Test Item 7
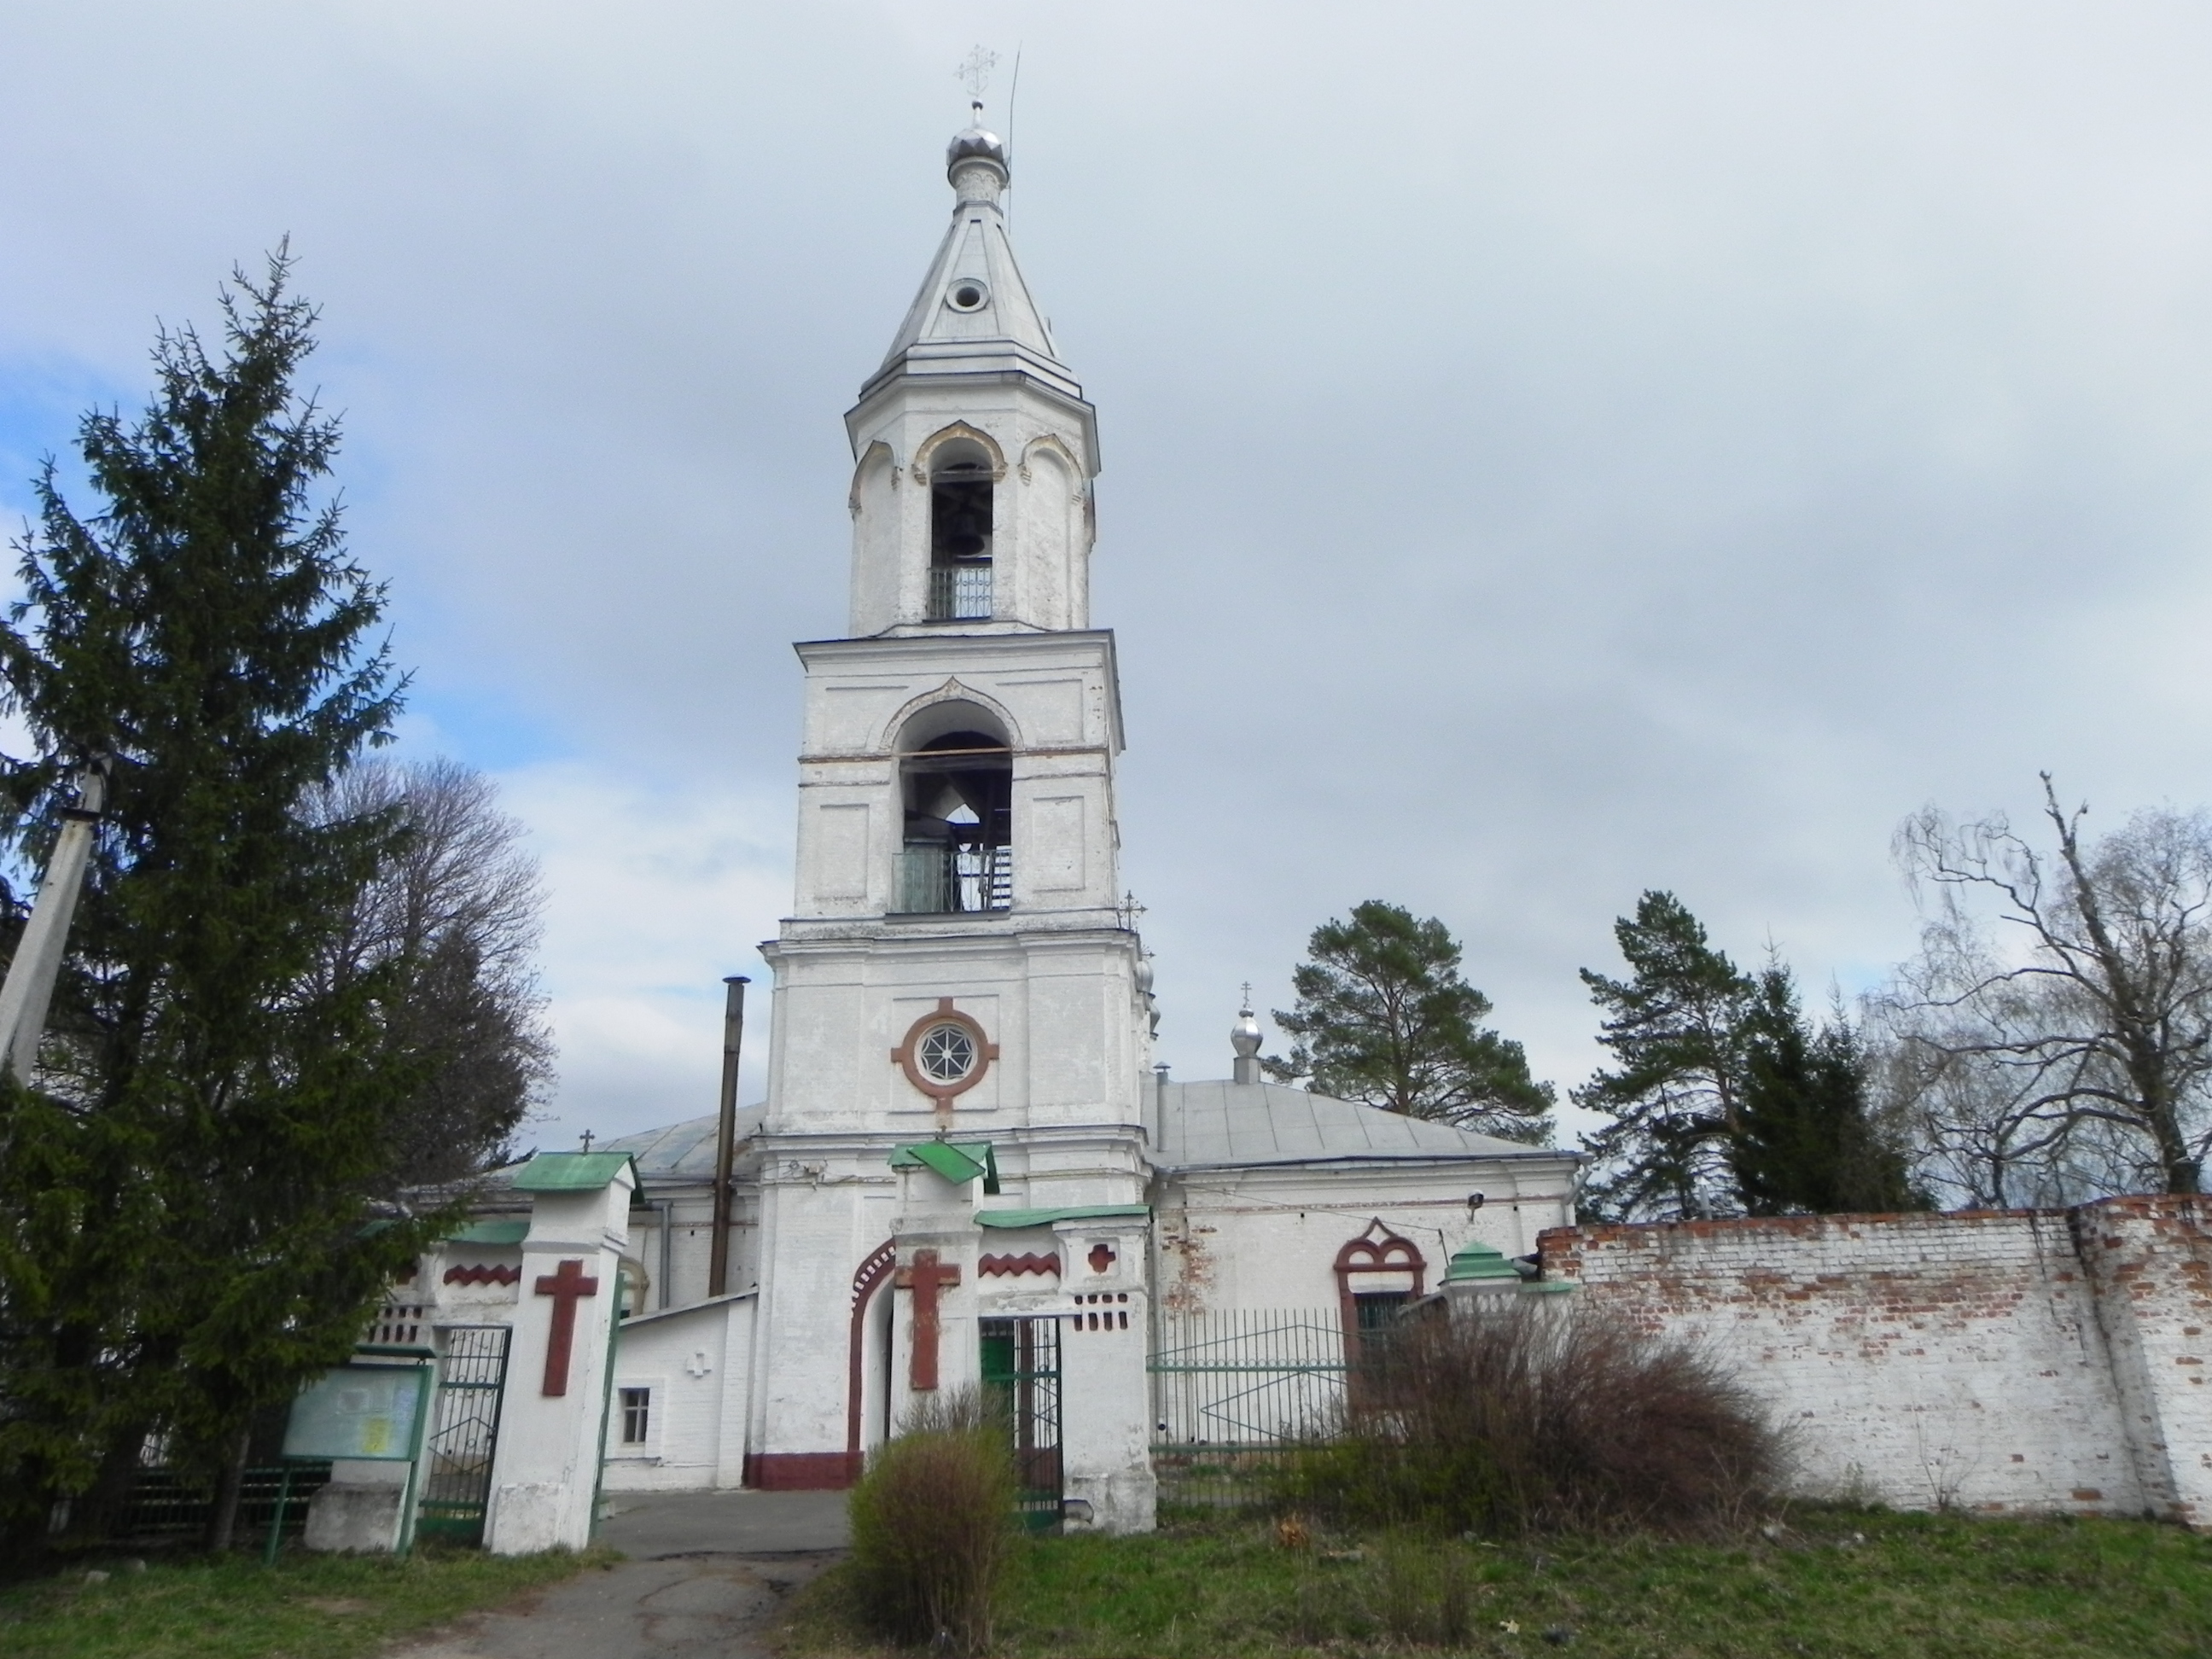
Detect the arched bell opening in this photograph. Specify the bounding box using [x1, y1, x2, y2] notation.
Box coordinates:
[927, 437, 995, 621]
[897, 709, 1012, 913]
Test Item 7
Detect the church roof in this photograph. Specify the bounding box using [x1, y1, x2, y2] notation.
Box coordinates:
[597, 1107, 765, 1180]
[501, 1086, 1555, 1191]
[859, 128, 1085, 409]
[1155, 1080, 1565, 1170]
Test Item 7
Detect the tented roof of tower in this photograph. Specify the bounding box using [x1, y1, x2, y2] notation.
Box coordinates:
[859, 166, 1085, 408]
[1155, 1080, 1571, 1170]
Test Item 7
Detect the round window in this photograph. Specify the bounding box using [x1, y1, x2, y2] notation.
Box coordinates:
[916, 1022, 978, 1085]
[947, 281, 988, 311]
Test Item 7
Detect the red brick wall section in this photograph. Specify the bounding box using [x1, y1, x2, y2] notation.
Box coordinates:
[1534, 1202, 2212, 1522]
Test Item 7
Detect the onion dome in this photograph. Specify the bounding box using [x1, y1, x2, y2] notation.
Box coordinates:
[946, 122, 1008, 176]
[1231, 1004, 1262, 1062]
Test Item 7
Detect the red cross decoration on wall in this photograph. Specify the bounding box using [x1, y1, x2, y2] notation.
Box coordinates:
[534, 1257, 601, 1396]
[892, 1248, 962, 1392]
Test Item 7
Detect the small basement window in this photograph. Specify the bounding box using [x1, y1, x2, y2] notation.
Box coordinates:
[620, 1387, 651, 1446]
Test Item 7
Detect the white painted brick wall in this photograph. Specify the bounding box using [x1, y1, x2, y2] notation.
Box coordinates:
[1536, 1202, 2212, 1521]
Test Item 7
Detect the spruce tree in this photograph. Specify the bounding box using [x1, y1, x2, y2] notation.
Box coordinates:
[0, 252, 451, 1551]
[1732, 969, 1918, 1215]
[1266, 899, 1556, 1141]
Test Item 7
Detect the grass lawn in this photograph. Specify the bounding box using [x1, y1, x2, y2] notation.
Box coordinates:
[783, 1506, 2212, 1657]
[0, 1544, 602, 1659]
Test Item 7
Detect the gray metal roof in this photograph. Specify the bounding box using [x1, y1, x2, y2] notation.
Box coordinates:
[1157, 1080, 1558, 1169]
[497, 1086, 1553, 1189]
[597, 1107, 765, 1180]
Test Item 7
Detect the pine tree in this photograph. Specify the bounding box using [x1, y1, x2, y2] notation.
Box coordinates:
[1577, 893, 1924, 1221]
[1265, 899, 1555, 1141]
[0, 252, 454, 1551]
[1574, 892, 1755, 1220]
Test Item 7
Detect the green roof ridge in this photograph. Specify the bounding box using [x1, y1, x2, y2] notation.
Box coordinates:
[511, 1150, 644, 1195]
[975, 1203, 1150, 1230]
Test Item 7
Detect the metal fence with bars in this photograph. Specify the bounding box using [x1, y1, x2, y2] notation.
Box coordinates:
[981, 1315, 1062, 1530]
[1149, 1308, 1348, 1508]
[900, 842, 1013, 913]
[118, 1463, 333, 1543]
[928, 564, 993, 620]
[416, 1324, 510, 1544]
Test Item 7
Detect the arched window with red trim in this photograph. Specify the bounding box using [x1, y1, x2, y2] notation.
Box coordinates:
[1333, 1219, 1428, 1368]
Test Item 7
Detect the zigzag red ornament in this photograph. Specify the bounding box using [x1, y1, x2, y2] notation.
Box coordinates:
[979, 1252, 1061, 1278]
[443, 1262, 522, 1287]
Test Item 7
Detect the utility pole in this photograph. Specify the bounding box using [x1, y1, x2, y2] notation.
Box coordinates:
[707, 975, 750, 1297]
[0, 755, 109, 1080]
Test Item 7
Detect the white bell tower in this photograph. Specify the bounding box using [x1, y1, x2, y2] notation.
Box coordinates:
[744, 108, 1157, 1526]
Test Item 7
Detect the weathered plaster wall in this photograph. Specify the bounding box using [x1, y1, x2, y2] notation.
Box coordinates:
[602, 1295, 756, 1493]
[1155, 1165, 1575, 1318]
[1538, 1198, 2212, 1522]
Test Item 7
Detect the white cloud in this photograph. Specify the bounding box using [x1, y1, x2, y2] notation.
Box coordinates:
[494, 761, 789, 1149]
[3, 3, 2212, 1144]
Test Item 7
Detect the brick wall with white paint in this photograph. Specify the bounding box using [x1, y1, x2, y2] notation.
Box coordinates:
[2072, 1196, 2212, 1524]
[1538, 1197, 2212, 1522]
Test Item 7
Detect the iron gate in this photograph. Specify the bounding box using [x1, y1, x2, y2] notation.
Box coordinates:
[980, 1316, 1061, 1530]
[416, 1324, 509, 1544]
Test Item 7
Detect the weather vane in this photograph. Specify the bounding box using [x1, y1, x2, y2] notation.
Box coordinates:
[956, 44, 998, 117]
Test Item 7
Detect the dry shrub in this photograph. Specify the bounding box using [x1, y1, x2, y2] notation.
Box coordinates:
[1274, 1297, 1781, 1536]
[847, 1388, 1017, 1653]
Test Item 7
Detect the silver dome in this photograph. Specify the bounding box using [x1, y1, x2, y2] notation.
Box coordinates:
[946, 125, 1008, 176]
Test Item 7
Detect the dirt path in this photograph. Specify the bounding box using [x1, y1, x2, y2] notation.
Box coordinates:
[386, 1491, 848, 1659]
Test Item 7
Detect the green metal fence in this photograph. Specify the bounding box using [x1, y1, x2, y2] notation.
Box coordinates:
[118, 1462, 333, 1542]
[1149, 1308, 1347, 1508]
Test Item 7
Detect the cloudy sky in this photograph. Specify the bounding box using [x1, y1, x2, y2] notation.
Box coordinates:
[3, 3, 2210, 1151]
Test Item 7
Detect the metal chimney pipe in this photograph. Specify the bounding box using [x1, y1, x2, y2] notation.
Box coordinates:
[707, 975, 749, 1298]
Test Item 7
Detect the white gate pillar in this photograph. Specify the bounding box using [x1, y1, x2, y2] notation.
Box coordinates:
[1053, 1214, 1155, 1534]
[484, 1152, 638, 1555]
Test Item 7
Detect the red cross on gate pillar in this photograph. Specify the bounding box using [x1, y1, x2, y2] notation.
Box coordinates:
[892, 1248, 962, 1391]
[534, 1257, 601, 1396]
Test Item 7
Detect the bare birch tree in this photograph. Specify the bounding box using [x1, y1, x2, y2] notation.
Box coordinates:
[1883, 775, 2212, 1200]
[312, 756, 554, 1188]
